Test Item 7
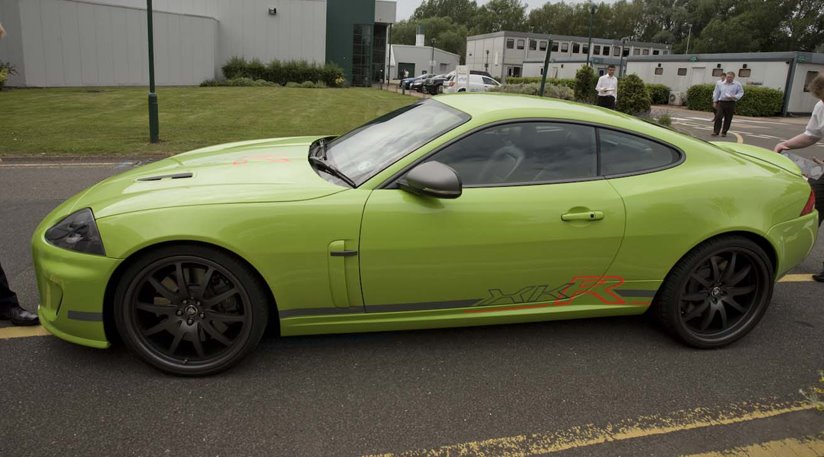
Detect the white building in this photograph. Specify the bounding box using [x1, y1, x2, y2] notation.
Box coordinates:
[0, 0, 396, 87]
[626, 52, 824, 114]
[466, 31, 669, 80]
[390, 44, 459, 79]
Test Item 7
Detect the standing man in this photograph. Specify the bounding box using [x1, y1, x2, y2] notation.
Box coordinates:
[596, 65, 618, 110]
[773, 72, 824, 282]
[712, 71, 744, 137]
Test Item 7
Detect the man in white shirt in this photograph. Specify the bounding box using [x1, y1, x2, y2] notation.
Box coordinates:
[595, 65, 618, 110]
[711, 71, 744, 137]
[774, 72, 824, 282]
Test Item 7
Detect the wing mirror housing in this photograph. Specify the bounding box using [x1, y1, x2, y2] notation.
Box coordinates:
[398, 161, 462, 199]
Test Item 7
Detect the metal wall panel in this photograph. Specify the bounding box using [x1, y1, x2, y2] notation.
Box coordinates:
[14, 0, 216, 86]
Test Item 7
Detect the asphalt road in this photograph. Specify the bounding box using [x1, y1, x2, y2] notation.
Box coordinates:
[1, 124, 823, 456]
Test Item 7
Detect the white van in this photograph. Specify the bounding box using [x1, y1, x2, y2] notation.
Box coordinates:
[443, 74, 500, 93]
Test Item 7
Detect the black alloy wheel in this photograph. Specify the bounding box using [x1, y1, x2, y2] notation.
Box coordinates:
[114, 245, 269, 376]
[655, 236, 773, 348]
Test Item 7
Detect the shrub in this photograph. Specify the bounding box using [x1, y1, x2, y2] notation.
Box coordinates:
[220, 56, 345, 87]
[300, 81, 316, 88]
[200, 77, 278, 87]
[505, 77, 576, 89]
[574, 66, 597, 103]
[490, 83, 574, 100]
[657, 113, 672, 127]
[285, 82, 302, 88]
[686, 84, 783, 116]
[616, 74, 651, 115]
[646, 84, 671, 105]
[0, 60, 17, 89]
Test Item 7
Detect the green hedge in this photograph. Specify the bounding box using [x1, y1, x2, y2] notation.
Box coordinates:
[616, 74, 651, 115]
[221, 57, 345, 87]
[490, 83, 574, 100]
[646, 84, 670, 105]
[687, 84, 784, 116]
[505, 77, 576, 89]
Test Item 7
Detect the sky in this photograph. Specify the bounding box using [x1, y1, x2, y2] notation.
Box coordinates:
[394, 0, 597, 21]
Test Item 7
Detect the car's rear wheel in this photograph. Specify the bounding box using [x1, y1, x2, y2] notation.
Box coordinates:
[654, 236, 773, 348]
[114, 245, 269, 376]
[437, 84, 443, 94]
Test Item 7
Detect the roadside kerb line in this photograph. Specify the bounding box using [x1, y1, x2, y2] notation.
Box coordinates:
[0, 325, 51, 340]
[365, 401, 816, 457]
[779, 274, 816, 282]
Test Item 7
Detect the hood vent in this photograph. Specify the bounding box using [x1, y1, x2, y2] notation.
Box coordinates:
[137, 172, 194, 182]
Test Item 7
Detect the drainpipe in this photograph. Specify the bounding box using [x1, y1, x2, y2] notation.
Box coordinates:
[781, 54, 797, 117]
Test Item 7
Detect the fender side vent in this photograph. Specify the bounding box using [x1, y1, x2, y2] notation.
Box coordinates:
[137, 172, 193, 182]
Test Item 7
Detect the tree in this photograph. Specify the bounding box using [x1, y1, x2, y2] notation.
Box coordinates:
[390, 17, 470, 63]
[616, 74, 651, 114]
[574, 65, 598, 103]
[474, 0, 528, 34]
[413, 0, 479, 28]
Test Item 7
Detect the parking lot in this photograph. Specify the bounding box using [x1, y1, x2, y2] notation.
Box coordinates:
[1, 107, 822, 456]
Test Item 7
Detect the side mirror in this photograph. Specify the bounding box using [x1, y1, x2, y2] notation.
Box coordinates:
[398, 161, 462, 199]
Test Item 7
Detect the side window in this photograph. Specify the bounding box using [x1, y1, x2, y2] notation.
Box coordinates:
[506, 39, 515, 49]
[427, 123, 597, 186]
[599, 129, 681, 176]
[482, 76, 498, 85]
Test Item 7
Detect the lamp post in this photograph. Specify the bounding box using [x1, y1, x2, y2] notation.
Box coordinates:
[430, 38, 436, 75]
[586, 2, 596, 67]
[685, 24, 692, 54]
[619, 38, 628, 77]
[485, 49, 490, 72]
[146, 0, 159, 143]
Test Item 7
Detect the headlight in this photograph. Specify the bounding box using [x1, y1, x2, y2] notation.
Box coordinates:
[45, 208, 106, 256]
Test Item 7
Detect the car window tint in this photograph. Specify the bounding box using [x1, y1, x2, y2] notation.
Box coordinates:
[426, 122, 597, 186]
[599, 129, 680, 175]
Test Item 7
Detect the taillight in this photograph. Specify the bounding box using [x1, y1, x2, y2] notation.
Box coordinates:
[801, 188, 816, 216]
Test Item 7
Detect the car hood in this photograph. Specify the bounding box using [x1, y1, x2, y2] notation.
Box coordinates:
[711, 141, 803, 176]
[71, 136, 346, 219]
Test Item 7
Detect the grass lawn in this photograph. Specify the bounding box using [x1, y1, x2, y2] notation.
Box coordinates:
[0, 87, 415, 157]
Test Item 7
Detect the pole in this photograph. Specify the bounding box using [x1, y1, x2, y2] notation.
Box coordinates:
[146, 0, 159, 143]
[685, 24, 692, 55]
[539, 40, 553, 97]
[586, 4, 595, 67]
[430, 39, 436, 75]
[619, 39, 626, 77]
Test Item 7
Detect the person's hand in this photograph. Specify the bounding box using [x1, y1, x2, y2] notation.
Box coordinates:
[773, 142, 790, 153]
[713, 102, 719, 109]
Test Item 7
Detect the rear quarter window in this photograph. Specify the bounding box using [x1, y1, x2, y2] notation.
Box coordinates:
[599, 129, 681, 176]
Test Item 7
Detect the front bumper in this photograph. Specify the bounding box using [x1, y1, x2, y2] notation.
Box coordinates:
[33, 234, 120, 349]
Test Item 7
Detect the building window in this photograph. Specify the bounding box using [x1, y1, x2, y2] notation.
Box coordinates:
[561, 42, 569, 52]
[633, 48, 640, 55]
[663, 50, 669, 55]
[652, 50, 659, 55]
[613, 46, 621, 56]
[572, 43, 580, 53]
[712, 68, 725, 77]
[582, 44, 589, 54]
[602, 46, 610, 55]
[517, 39, 525, 50]
[805, 71, 819, 92]
[623, 48, 630, 57]
[642, 49, 650, 55]
[506, 39, 514, 49]
[677, 67, 687, 76]
[738, 68, 751, 77]
[552, 42, 559, 52]
[654, 67, 664, 75]
[539, 40, 547, 51]
[593, 45, 601, 55]
[529, 39, 537, 50]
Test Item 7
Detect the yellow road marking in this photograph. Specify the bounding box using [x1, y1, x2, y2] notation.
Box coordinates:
[731, 131, 744, 143]
[779, 274, 816, 283]
[683, 432, 824, 457]
[0, 325, 51, 340]
[365, 401, 816, 457]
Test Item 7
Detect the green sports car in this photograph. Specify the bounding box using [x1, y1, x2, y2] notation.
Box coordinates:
[33, 94, 818, 375]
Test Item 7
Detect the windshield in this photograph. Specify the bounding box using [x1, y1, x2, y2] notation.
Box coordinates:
[325, 100, 470, 186]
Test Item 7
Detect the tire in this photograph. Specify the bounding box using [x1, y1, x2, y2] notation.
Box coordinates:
[653, 236, 774, 348]
[114, 245, 270, 376]
[436, 84, 443, 94]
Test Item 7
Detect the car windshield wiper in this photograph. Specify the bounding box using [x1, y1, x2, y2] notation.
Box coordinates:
[309, 156, 356, 188]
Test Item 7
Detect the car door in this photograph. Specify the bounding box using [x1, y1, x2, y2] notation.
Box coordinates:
[358, 121, 627, 313]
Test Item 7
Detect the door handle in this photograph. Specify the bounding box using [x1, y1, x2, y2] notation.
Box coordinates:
[561, 211, 604, 222]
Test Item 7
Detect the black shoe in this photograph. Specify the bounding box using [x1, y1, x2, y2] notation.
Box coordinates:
[721, 132, 727, 137]
[10, 305, 39, 326]
[813, 269, 824, 283]
[711, 133, 719, 137]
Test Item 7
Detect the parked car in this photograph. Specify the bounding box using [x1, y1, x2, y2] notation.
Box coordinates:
[400, 74, 427, 90]
[33, 94, 818, 375]
[444, 73, 501, 93]
[409, 75, 428, 92]
[423, 74, 450, 95]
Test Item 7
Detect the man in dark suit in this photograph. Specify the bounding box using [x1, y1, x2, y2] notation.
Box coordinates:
[0, 262, 39, 326]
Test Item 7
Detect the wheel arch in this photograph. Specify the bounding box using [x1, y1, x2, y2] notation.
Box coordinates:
[102, 240, 279, 344]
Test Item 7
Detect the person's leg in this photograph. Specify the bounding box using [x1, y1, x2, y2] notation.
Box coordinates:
[0, 261, 38, 325]
[712, 106, 723, 135]
[722, 102, 735, 134]
[812, 176, 824, 282]
[597, 96, 609, 108]
[608, 96, 616, 110]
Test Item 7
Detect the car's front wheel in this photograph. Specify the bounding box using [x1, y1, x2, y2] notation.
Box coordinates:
[114, 245, 269, 376]
[654, 236, 774, 348]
